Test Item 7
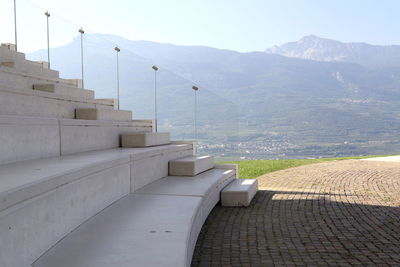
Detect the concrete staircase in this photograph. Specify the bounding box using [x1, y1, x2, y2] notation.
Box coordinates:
[0, 43, 256, 267]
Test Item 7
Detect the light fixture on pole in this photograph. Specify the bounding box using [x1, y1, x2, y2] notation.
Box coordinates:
[114, 46, 121, 110]
[14, 0, 17, 51]
[152, 65, 159, 132]
[44, 11, 50, 68]
[192, 85, 199, 143]
[79, 28, 85, 88]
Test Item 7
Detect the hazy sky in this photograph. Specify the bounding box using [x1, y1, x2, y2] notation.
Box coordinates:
[1, 0, 399, 52]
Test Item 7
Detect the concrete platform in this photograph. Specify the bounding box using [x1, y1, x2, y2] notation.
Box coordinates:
[169, 155, 214, 176]
[221, 179, 258, 207]
[121, 132, 171, 147]
[75, 108, 132, 121]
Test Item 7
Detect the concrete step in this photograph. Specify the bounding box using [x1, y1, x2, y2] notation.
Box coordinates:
[0, 115, 153, 165]
[33, 83, 95, 99]
[0, 43, 25, 61]
[169, 155, 214, 176]
[0, 86, 113, 119]
[32, 168, 235, 267]
[75, 108, 132, 121]
[121, 132, 170, 148]
[0, 58, 60, 80]
[221, 179, 259, 207]
[0, 66, 81, 90]
[0, 143, 193, 267]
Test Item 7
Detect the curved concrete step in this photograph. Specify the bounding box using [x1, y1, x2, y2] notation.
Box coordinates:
[0, 143, 193, 267]
[121, 132, 171, 148]
[33, 168, 235, 267]
[169, 155, 214, 176]
[75, 108, 132, 121]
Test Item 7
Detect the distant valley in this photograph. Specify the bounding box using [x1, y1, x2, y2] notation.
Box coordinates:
[29, 34, 400, 159]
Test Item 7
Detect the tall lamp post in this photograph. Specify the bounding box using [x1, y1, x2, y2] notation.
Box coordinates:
[192, 86, 199, 145]
[79, 28, 85, 88]
[14, 0, 17, 51]
[114, 46, 121, 110]
[152, 65, 159, 132]
[44, 11, 50, 68]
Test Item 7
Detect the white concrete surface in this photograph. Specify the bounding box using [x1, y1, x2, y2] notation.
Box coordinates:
[0, 162, 131, 267]
[0, 43, 25, 61]
[0, 115, 153, 164]
[361, 155, 400, 162]
[0, 143, 193, 267]
[221, 179, 258, 207]
[33, 194, 202, 267]
[32, 164, 234, 267]
[33, 83, 95, 99]
[0, 58, 60, 80]
[0, 115, 60, 164]
[169, 155, 214, 176]
[75, 108, 132, 121]
[121, 132, 171, 147]
[60, 119, 152, 155]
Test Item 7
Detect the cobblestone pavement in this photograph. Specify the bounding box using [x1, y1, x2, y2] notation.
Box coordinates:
[191, 160, 400, 266]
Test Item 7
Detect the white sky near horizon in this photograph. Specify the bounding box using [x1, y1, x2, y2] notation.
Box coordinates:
[1, 0, 400, 53]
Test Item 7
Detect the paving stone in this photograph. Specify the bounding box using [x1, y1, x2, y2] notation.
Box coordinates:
[191, 160, 400, 266]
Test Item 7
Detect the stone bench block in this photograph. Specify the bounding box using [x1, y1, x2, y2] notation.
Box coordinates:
[75, 108, 132, 121]
[221, 179, 258, 207]
[121, 132, 170, 148]
[169, 155, 214, 176]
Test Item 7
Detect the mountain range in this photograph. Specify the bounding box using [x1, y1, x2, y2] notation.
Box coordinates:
[28, 34, 400, 159]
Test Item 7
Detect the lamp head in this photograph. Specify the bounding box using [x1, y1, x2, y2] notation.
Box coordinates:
[45, 11, 50, 17]
[192, 86, 199, 91]
[152, 65, 159, 71]
[79, 28, 85, 34]
[114, 47, 120, 52]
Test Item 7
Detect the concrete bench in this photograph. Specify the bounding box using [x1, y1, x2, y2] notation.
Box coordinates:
[33, 168, 236, 267]
[169, 155, 214, 176]
[221, 179, 258, 207]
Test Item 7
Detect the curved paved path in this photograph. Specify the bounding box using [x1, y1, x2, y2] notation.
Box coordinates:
[192, 160, 400, 266]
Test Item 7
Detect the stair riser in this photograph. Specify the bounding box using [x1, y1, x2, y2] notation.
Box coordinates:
[0, 69, 77, 89]
[75, 109, 133, 122]
[0, 46, 25, 61]
[0, 116, 153, 165]
[0, 163, 131, 267]
[33, 84, 95, 99]
[0, 90, 98, 118]
[1, 59, 59, 79]
[121, 132, 171, 148]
